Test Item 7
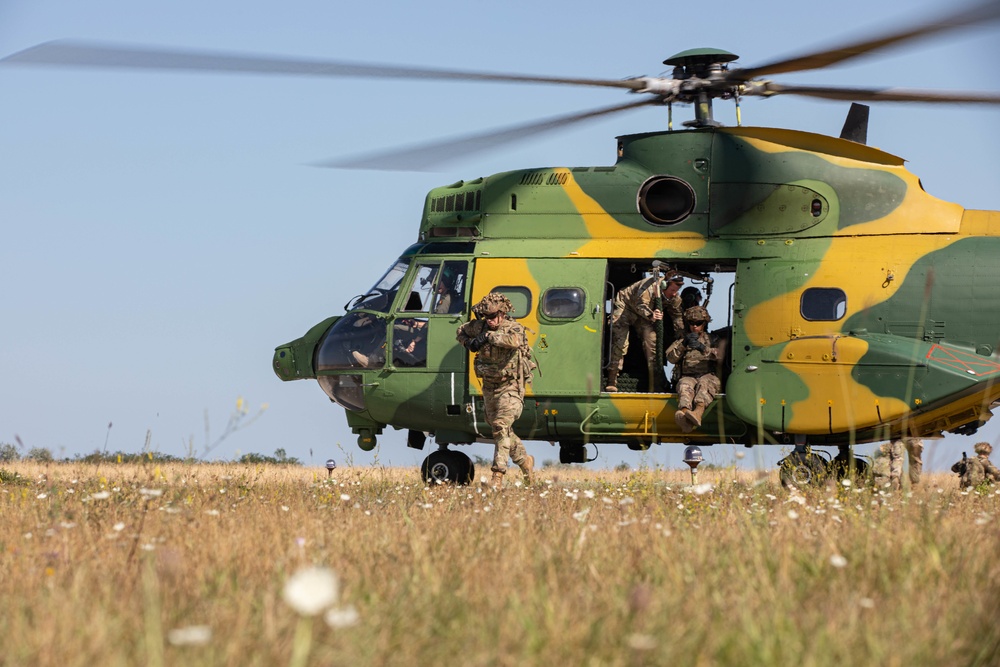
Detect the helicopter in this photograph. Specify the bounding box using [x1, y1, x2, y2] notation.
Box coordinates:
[5, 1, 1000, 485]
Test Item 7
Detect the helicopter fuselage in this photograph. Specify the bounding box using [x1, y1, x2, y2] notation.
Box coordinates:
[274, 125, 1000, 457]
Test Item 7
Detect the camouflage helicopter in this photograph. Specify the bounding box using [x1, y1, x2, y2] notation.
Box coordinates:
[6, 1, 1000, 485]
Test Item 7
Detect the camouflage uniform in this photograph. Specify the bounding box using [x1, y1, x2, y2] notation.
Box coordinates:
[871, 444, 891, 487]
[457, 294, 535, 480]
[902, 437, 924, 485]
[952, 442, 1000, 488]
[666, 306, 720, 432]
[607, 276, 683, 390]
[882, 439, 904, 490]
[667, 331, 721, 408]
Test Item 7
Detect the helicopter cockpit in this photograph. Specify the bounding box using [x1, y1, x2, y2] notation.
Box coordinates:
[315, 251, 469, 376]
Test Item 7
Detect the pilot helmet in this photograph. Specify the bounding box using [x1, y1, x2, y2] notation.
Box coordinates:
[473, 292, 513, 317]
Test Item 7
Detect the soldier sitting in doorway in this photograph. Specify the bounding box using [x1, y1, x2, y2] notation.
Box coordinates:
[667, 305, 722, 433]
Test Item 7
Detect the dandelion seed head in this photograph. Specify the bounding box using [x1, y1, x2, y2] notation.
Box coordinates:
[283, 566, 340, 617]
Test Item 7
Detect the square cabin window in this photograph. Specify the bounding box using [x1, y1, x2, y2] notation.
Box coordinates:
[541, 287, 586, 319]
[490, 286, 532, 319]
[801, 287, 847, 321]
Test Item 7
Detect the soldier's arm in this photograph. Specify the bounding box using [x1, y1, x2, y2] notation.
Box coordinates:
[456, 321, 479, 347]
[984, 459, 1000, 481]
[665, 338, 685, 363]
[485, 321, 526, 349]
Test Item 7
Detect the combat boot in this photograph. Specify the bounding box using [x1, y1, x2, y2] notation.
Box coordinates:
[519, 455, 535, 486]
[490, 471, 504, 491]
[675, 409, 694, 434]
[687, 403, 706, 428]
[605, 369, 618, 393]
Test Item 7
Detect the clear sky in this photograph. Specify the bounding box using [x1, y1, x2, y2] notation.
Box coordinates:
[1, 0, 998, 474]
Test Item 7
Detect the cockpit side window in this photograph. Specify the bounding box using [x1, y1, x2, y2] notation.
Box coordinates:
[400, 263, 441, 313]
[433, 261, 468, 314]
[352, 259, 411, 313]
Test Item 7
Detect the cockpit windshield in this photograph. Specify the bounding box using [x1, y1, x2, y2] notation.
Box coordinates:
[348, 259, 412, 313]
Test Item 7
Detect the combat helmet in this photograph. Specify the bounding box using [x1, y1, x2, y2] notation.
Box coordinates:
[473, 292, 513, 317]
[684, 305, 710, 324]
[974, 441, 993, 456]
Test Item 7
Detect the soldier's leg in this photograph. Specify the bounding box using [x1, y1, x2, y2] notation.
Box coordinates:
[635, 320, 660, 391]
[606, 308, 632, 390]
[489, 386, 525, 475]
[888, 439, 905, 491]
[905, 438, 924, 486]
[676, 377, 696, 410]
[686, 374, 722, 427]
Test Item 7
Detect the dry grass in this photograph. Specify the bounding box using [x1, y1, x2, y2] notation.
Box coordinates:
[2, 460, 999, 667]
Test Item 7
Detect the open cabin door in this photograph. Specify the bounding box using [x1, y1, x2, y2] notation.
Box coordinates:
[469, 258, 606, 397]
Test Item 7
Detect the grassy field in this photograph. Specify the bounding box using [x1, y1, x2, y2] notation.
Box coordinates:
[1, 460, 998, 667]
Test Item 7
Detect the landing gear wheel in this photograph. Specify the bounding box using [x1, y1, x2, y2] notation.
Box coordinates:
[420, 449, 475, 486]
[779, 451, 828, 488]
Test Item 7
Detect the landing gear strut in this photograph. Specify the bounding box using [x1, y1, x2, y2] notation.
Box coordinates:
[420, 446, 475, 486]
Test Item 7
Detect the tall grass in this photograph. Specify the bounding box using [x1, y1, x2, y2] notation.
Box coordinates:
[1, 461, 998, 666]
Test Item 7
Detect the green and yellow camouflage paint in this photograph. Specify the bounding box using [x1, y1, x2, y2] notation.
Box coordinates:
[275, 125, 1000, 458]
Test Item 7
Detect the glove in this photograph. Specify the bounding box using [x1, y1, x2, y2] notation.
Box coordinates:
[684, 333, 706, 353]
[468, 331, 489, 352]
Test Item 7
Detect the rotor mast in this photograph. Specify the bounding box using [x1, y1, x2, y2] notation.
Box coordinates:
[663, 48, 740, 128]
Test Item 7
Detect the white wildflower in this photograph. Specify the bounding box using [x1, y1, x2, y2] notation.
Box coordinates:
[787, 510, 799, 520]
[91, 491, 111, 500]
[139, 488, 163, 498]
[168, 625, 213, 646]
[829, 554, 848, 568]
[113, 522, 126, 532]
[324, 605, 360, 629]
[859, 597, 875, 609]
[283, 566, 340, 617]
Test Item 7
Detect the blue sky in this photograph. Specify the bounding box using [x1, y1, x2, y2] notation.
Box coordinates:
[1, 0, 998, 473]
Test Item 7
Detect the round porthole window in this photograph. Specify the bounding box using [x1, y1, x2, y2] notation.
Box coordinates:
[637, 176, 696, 225]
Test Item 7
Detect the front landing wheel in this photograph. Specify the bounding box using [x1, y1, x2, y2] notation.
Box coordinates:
[421, 449, 475, 486]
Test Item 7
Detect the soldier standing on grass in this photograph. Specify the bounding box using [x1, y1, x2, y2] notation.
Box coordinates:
[457, 292, 535, 490]
[872, 440, 904, 490]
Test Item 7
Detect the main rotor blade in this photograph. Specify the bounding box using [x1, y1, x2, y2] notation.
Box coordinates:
[1, 40, 646, 91]
[762, 83, 1000, 104]
[316, 98, 655, 171]
[729, 0, 1000, 81]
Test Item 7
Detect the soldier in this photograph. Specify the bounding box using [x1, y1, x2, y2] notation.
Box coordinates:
[880, 439, 905, 490]
[680, 286, 703, 311]
[902, 437, 924, 486]
[666, 305, 721, 433]
[606, 274, 684, 392]
[951, 441, 1000, 488]
[457, 292, 535, 490]
[871, 442, 891, 488]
